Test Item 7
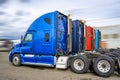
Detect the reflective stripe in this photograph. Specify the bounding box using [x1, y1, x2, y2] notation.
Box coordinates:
[23, 62, 53, 67]
[24, 54, 34, 57]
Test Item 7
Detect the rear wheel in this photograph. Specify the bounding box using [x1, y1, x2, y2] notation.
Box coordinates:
[70, 55, 90, 74]
[93, 56, 115, 77]
[12, 54, 21, 66]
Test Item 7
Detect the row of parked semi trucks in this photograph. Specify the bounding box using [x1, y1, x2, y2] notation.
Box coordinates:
[9, 11, 120, 77]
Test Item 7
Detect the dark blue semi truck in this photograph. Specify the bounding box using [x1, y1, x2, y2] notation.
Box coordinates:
[9, 11, 120, 77]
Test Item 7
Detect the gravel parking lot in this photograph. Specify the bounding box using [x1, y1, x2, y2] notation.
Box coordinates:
[0, 52, 120, 80]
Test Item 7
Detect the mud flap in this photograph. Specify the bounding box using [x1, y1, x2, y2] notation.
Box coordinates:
[117, 58, 120, 74]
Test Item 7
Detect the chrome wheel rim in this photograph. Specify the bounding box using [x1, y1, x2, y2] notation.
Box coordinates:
[97, 60, 111, 73]
[13, 56, 19, 65]
[74, 59, 84, 70]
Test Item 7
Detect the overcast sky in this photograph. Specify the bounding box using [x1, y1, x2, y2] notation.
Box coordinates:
[0, 0, 120, 39]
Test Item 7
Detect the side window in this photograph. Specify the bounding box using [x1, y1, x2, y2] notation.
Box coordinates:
[24, 33, 32, 42]
[44, 18, 51, 24]
[44, 33, 49, 42]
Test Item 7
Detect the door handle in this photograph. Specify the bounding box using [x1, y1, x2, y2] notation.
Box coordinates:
[23, 43, 26, 46]
[30, 48, 32, 52]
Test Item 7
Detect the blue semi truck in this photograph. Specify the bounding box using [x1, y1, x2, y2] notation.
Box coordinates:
[9, 11, 120, 77]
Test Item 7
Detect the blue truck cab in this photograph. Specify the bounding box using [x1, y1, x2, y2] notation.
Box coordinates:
[9, 11, 114, 78]
[9, 11, 68, 67]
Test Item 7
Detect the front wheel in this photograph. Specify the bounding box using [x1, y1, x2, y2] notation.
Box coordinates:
[12, 54, 21, 66]
[93, 56, 115, 77]
[70, 55, 90, 74]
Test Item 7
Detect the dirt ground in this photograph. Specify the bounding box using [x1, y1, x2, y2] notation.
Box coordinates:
[0, 52, 120, 80]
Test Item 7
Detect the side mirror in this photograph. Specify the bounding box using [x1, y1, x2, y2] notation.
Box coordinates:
[21, 35, 23, 43]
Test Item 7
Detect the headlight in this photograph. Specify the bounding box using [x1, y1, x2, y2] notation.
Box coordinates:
[12, 46, 14, 49]
[9, 51, 11, 55]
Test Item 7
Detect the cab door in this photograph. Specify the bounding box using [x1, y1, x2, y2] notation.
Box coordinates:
[21, 32, 35, 63]
[21, 33, 33, 53]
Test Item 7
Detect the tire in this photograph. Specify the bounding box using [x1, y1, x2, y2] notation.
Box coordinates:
[12, 54, 21, 66]
[70, 55, 90, 74]
[89, 58, 97, 73]
[111, 52, 120, 57]
[117, 65, 120, 74]
[105, 53, 115, 57]
[117, 59, 120, 74]
[93, 55, 115, 77]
